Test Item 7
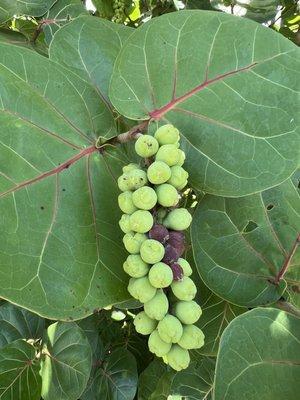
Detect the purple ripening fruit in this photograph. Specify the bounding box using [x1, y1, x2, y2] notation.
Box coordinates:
[169, 263, 184, 281]
[167, 231, 185, 257]
[149, 224, 170, 244]
[162, 244, 179, 265]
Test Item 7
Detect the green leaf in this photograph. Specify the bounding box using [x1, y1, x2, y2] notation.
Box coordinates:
[109, 10, 299, 197]
[41, 321, 92, 400]
[49, 15, 134, 103]
[43, 0, 89, 45]
[0, 302, 44, 349]
[191, 174, 299, 307]
[0, 0, 56, 23]
[0, 339, 41, 400]
[0, 43, 130, 320]
[82, 347, 138, 400]
[214, 308, 300, 400]
[0, 27, 28, 46]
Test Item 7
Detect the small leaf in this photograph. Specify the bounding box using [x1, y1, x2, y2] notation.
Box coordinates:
[0, 302, 44, 349]
[214, 308, 300, 400]
[41, 321, 92, 400]
[0, 339, 41, 400]
[191, 175, 299, 307]
[82, 347, 138, 400]
[0, 0, 56, 23]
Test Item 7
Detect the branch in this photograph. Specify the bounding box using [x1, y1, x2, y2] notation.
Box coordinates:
[276, 300, 300, 318]
[274, 233, 300, 285]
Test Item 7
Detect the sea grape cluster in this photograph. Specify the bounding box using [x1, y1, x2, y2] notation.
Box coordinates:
[118, 124, 204, 371]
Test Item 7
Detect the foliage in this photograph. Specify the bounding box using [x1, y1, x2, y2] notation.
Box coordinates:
[0, 1, 299, 399]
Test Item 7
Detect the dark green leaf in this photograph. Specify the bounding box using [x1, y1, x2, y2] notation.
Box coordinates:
[0, 339, 41, 400]
[41, 321, 92, 400]
[191, 174, 299, 307]
[0, 0, 56, 23]
[110, 10, 299, 197]
[214, 308, 300, 400]
[0, 302, 44, 349]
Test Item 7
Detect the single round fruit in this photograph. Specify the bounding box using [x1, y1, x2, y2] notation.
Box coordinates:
[144, 289, 169, 320]
[132, 186, 157, 210]
[133, 311, 157, 335]
[156, 208, 167, 223]
[162, 244, 179, 265]
[167, 231, 185, 257]
[129, 210, 153, 233]
[119, 214, 131, 233]
[127, 169, 148, 190]
[154, 124, 180, 145]
[135, 135, 159, 157]
[118, 191, 137, 214]
[163, 208, 192, 231]
[123, 163, 140, 173]
[177, 258, 192, 276]
[156, 184, 179, 207]
[157, 315, 183, 343]
[147, 161, 171, 184]
[174, 300, 202, 324]
[118, 174, 131, 192]
[148, 262, 173, 288]
[178, 325, 205, 350]
[155, 144, 180, 166]
[170, 263, 184, 281]
[149, 224, 169, 243]
[123, 255, 149, 278]
[177, 149, 186, 166]
[171, 276, 197, 301]
[167, 166, 189, 189]
[140, 239, 165, 264]
[148, 330, 172, 357]
[165, 345, 190, 371]
[128, 276, 156, 302]
[123, 232, 147, 254]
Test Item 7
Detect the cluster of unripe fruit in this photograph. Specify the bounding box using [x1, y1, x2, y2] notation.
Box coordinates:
[118, 124, 204, 371]
[112, 0, 126, 24]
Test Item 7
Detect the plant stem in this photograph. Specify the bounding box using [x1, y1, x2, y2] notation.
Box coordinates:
[276, 300, 300, 318]
[274, 233, 300, 284]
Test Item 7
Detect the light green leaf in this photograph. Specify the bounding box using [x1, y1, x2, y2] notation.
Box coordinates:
[0, 43, 130, 320]
[82, 347, 138, 400]
[191, 174, 299, 307]
[41, 321, 92, 400]
[214, 308, 300, 400]
[109, 10, 299, 197]
[0, 0, 56, 23]
[49, 15, 134, 103]
[0, 302, 44, 349]
[43, 0, 89, 45]
[0, 339, 41, 400]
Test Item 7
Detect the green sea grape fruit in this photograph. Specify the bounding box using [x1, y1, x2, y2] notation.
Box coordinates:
[123, 254, 149, 278]
[135, 134, 159, 157]
[177, 149, 186, 167]
[177, 179, 188, 191]
[118, 174, 132, 192]
[171, 277, 197, 301]
[174, 300, 202, 324]
[123, 232, 147, 254]
[123, 163, 140, 173]
[165, 345, 190, 371]
[148, 330, 172, 357]
[157, 314, 183, 343]
[127, 169, 148, 190]
[132, 186, 157, 210]
[129, 210, 153, 233]
[167, 166, 189, 189]
[119, 214, 131, 233]
[118, 191, 137, 214]
[128, 276, 156, 302]
[144, 289, 169, 320]
[147, 161, 171, 184]
[155, 144, 180, 166]
[177, 258, 193, 277]
[164, 208, 192, 230]
[156, 208, 167, 223]
[178, 325, 205, 350]
[148, 262, 173, 288]
[156, 184, 179, 207]
[154, 124, 180, 145]
[134, 311, 157, 335]
[140, 239, 165, 264]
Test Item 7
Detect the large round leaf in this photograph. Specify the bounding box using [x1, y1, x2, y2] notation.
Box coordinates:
[0, 339, 41, 400]
[214, 308, 300, 400]
[41, 322, 92, 400]
[110, 10, 299, 197]
[191, 174, 299, 306]
[0, 43, 129, 320]
[0, 0, 56, 23]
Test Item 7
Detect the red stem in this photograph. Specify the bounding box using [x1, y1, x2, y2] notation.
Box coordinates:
[274, 233, 300, 284]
